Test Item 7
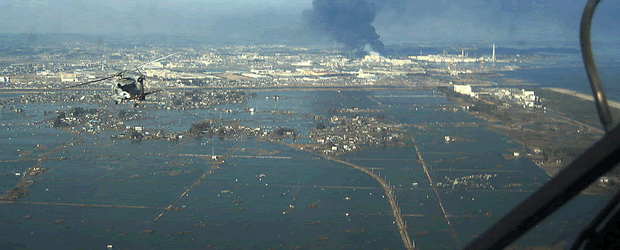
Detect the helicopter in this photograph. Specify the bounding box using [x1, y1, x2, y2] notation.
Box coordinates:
[60, 53, 177, 104]
[109, 71, 161, 104]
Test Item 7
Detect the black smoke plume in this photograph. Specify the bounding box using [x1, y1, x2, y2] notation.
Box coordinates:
[304, 0, 385, 55]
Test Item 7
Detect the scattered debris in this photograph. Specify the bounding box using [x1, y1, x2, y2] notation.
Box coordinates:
[317, 234, 329, 241]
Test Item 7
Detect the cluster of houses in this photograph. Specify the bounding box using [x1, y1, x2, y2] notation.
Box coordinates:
[308, 114, 407, 155]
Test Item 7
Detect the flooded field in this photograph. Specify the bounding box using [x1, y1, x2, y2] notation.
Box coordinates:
[0, 89, 610, 249]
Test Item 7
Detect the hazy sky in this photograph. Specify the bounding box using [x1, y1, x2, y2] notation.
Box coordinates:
[1, 0, 619, 46]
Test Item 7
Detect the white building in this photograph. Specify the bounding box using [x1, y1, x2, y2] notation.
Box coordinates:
[357, 69, 376, 79]
[453, 84, 472, 95]
[513, 89, 536, 107]
[60, 73, 77, 82]
[521, 89, 536, 101]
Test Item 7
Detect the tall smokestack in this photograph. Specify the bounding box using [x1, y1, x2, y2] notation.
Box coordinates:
[492, 44, 496, 62]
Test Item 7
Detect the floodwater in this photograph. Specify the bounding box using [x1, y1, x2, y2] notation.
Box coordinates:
[0, 89, 611, 249]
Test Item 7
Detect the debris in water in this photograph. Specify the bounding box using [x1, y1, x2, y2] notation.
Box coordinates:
[317, 234, 329, 241]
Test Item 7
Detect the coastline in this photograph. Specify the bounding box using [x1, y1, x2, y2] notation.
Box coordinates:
[544, 87, 620, 110]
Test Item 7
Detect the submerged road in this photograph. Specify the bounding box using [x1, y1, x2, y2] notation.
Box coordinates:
[327, 157, 416, 250]
[283, 142, 415, 249]
[0, 133, 83, 202]
[411, 136, 462, 246]
[153, 137, 247, 221]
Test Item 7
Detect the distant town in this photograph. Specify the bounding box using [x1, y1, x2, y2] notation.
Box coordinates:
[2, 37, 616, 194]
[2, 34, 619, 250]
[0, 38, 553, 91]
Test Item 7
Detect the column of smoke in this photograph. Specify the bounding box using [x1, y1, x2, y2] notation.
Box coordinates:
[304, 0, 385, 56]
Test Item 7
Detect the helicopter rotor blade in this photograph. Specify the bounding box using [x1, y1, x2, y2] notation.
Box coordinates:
[133, 53, 178, 70]
[57, 53, 178, 90]
[58, 75, 116, 90]
[113, 53, 177, 78]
